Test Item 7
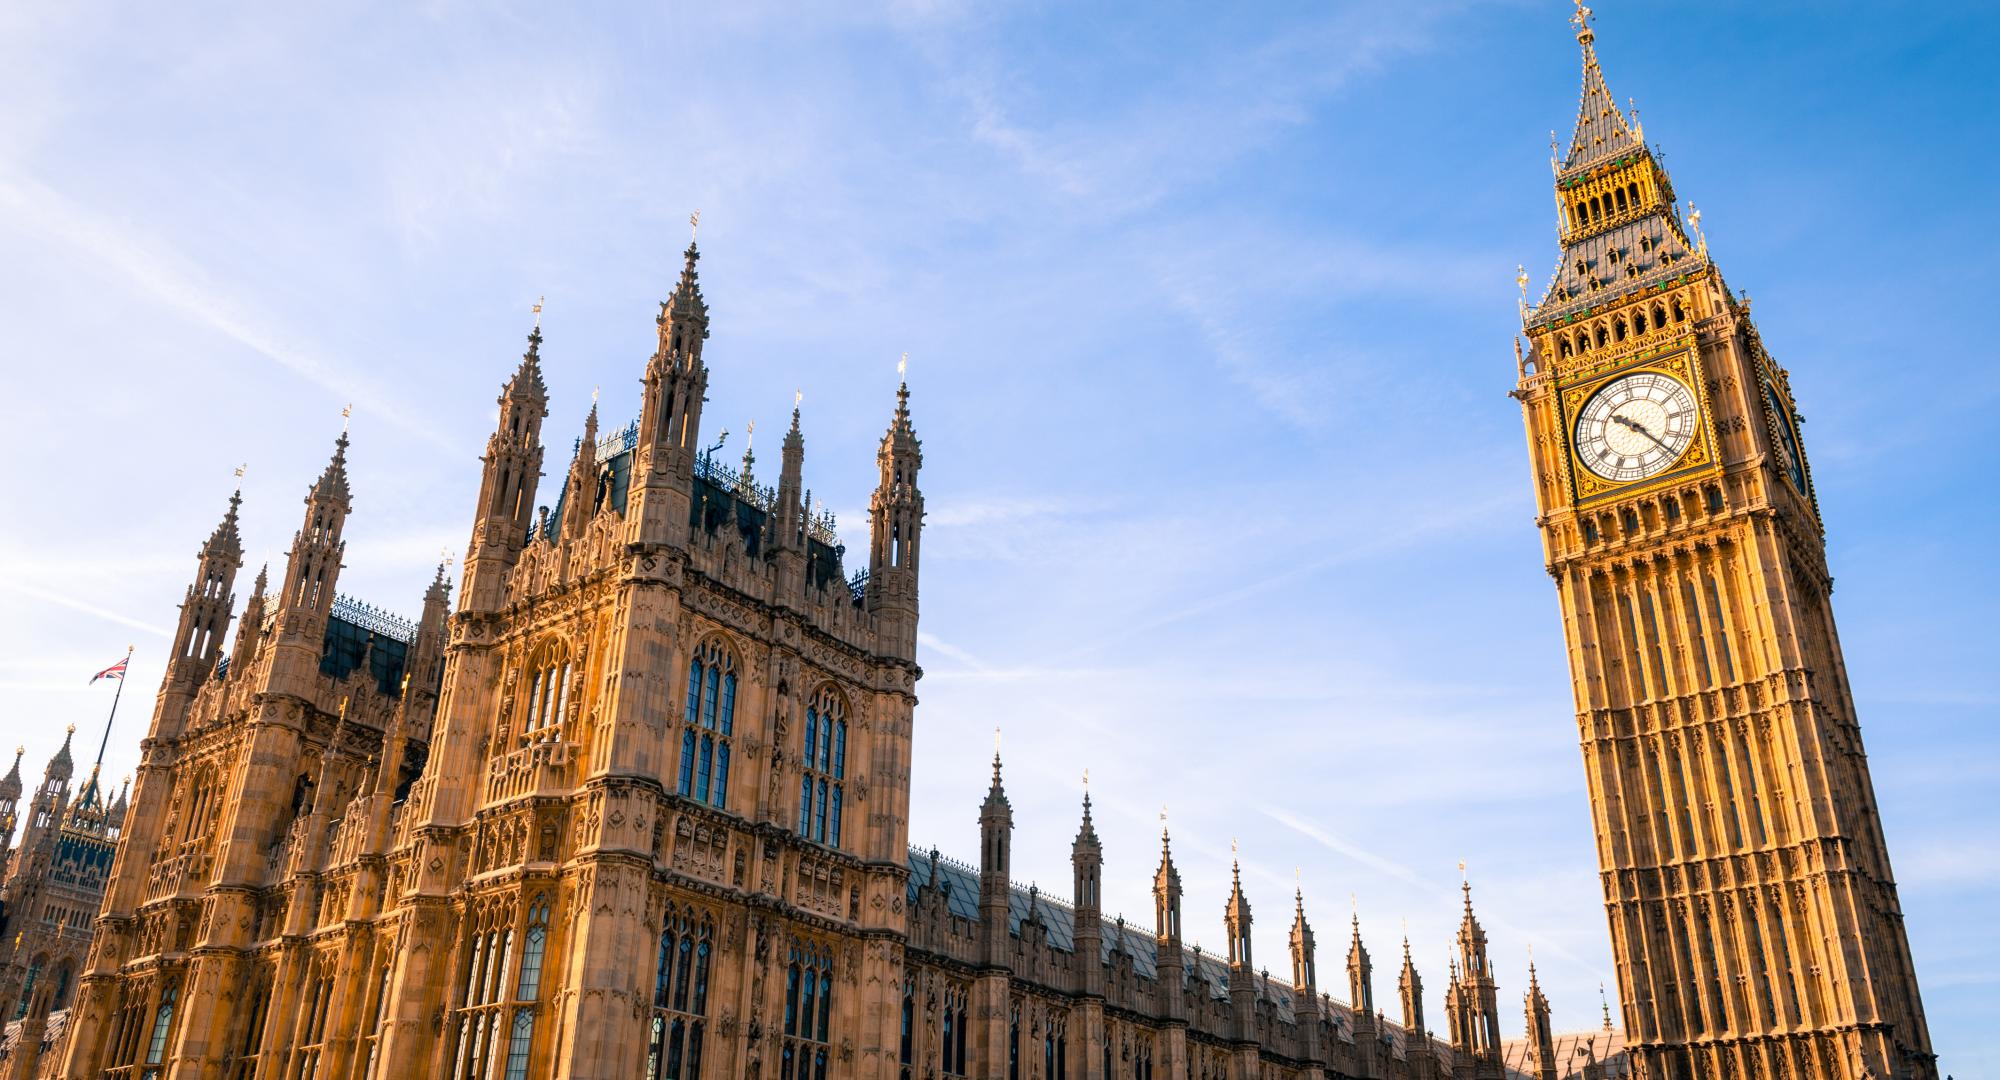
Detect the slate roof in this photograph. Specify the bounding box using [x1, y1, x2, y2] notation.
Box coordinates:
[1502, 1027, 1631, 1079]
[1562, 31, 1640, 175]
[1531, 213, 1700, 324]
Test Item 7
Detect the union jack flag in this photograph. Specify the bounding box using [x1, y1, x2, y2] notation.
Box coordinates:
[90, 658, 128, 684]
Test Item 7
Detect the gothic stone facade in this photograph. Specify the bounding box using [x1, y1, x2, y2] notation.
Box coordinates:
[0, 734, 128, 1080]
[1513, 8, 1933, 1080]
[53, 238, 1627, 1080]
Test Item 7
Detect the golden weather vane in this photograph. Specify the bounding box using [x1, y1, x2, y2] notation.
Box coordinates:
[898, 351, 909, 380]
[532, 295, 545, 330]
[1571, 0, 1593, 32]
[341, 403, 353, 433]
[691, 210, 701, 242]
[234, 463, 247, 480]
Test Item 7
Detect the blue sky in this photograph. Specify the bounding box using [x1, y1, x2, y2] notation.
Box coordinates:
[3, 0, 1996, 1067]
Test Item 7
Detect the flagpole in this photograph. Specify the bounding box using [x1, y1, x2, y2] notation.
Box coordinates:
[92, 644, 133, 773]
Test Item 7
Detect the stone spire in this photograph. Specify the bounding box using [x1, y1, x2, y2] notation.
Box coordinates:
[1525, 957, 1558, 1080]
[562, 399, 600, 541]
[1449, 876, 1504, 1076]
[1348, 909, 1375, 1017]
[635, 231, 711, 491]
[0, 747, 21, 802]
[1072, 775, 1105, 997]
[46, 725, 75, 785]
[276, 431, 355, 626]
[978, 740, 1013, 964]
[1559, 0, 1640, 172]
[171, 488, 246, 682]
[866, 369, 924, 658]
[1289, 888, 1317, 994]
[463, 326, 549, 612]
[1153, 816, 1182, 943]
[1225, 848, 1252, 969]
[771, 403, 807, 552]
[1398, 934, 1427, 1040]
[228, 563, 268, 676]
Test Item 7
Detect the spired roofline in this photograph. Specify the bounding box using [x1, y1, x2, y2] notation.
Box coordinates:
[1558, 1, 1642, 178]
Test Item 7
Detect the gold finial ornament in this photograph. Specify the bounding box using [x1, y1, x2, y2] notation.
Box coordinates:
[532, 295, 545, 330]
[898, 351, 909, 380]
[1688, 201, 1708, 256]
[1571, 0, 1594, 39]
[341, 403, 353, 433]
[690, 210, 701, 242]
[795, 388, 804, 409]
[234, 463, 247, 480]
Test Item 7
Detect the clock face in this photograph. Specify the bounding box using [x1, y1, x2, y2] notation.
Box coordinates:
[1574, 371, 1699, 483]
[1765, 384, 1806, 491]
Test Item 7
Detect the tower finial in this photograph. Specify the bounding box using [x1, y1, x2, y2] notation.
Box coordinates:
[341, 403, 352, 434]
[1570, 0, 1593, 43]
[690, 209, 700, 243]
[532, 295, 544, 330]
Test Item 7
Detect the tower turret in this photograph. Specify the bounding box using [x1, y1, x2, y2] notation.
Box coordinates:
[1072, 779, 1104, 997]
[1224, 854, 1252, 970]
[771, 405, 806, 553]
[1448, 879, 1504, 1077]
[1289, 890, 1317, 995]
[1398, 935, 1427, 1043]
[463, 330, 548, 611]
[561, 400, 600, 542]
[632, 241, 711, 543]
[977, 748, 1012, 964]
[1348, 911, 1375, 1017]
[0, 746, 22, 859]
[227, 563, 268, 677]
[866, 374, 923, 658]
[1524, 959, 1558, 1080]
[274, 432, 354, 632]
[168, 489, 245, 684]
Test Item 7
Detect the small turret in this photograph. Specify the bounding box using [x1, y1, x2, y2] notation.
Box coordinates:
[561, 401, 600, 541]
[1349, 910, 1376, 1017]
[228, 563, 269, 676]
[1153, 819, 1182, 943]
[0, 745, 23, 854]
[463, 328, 549, 611]
[1224, 851, 1252, 970]
[631, 237, 712, 542]
[1398, 935, 1427, 1042]
[1524, 957, 1558, 1080]
[977, 744, 1012, 965]
[275, 432, 354, 629]
[1289, 890, 1317, 995]
[169, 489, 246, 683]
[1072, 777, 1104, 997]
[866, 371, 923, 657]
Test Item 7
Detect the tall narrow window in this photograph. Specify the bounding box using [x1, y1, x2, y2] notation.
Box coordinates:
[780, 942, 834, 1080]
[647, 906, 713, 1080]
[501, 897, 550, 1080]
[899, 981, 915, 1080]
[451, 917, 515, 1080]
[797, 687, 848, 848]
[520, 644, 571, 740]
[677, 640, 737, 809]
[1705, 575, 1736, 682]
[141, 982, 178, 1079]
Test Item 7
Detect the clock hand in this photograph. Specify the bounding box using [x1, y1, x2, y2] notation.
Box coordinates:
[1612, 414, 1673, 453]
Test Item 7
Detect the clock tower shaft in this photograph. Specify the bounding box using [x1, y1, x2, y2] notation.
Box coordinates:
[1512, 9, 1934, 1080]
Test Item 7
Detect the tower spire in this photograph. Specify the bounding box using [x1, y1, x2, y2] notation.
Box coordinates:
[1560, 0, 1640, 172]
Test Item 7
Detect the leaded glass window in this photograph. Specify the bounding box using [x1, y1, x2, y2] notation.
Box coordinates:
[780, 941, 834, 1080]
[796, 686, 847, 848]
[677, 640, 737, 809]
[647, 906, 713, 1080]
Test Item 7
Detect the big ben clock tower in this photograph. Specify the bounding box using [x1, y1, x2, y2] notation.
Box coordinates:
[1514, 6, 1936, 1080]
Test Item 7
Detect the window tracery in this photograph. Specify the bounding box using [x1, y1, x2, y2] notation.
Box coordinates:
[677, 639, 737, 809]
[780, 940, 834, 1080]
[797, 686, 847, 848]
[647, 904, 713, 1079]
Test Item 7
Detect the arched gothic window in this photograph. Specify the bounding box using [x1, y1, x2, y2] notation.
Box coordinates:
[520, 643, 572, 741]
[677, 639, 737, 809]
[501, 896, 552, 1080]
[451, 909, 516, 1080]
[797, 687, 848, 848]
[898, 980, 916, 1079]
[141, 982, 179, 1080]
[1043, 1014, 1069, 1080]
[780, 942, 834, 1080]
[648, 906, 713, 1079]
[941, 985, 969, 1076]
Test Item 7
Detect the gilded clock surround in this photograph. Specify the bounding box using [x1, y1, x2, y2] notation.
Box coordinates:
[1558, 338, 1715, 505]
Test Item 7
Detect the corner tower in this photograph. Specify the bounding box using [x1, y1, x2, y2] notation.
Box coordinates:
[1514, 6, 1934, 1079]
